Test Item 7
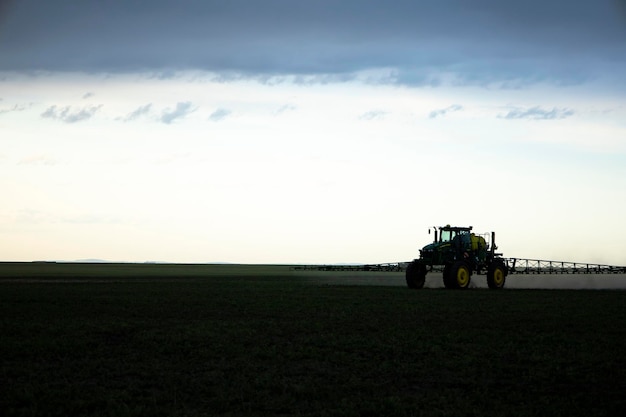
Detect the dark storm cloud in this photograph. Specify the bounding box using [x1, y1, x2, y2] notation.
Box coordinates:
[160, 102, 195, 124]
[40, 104, 102, 123]
[0, 0, 15, 22]
[1, 0, 625, 88]
[500, 106, 575, 120]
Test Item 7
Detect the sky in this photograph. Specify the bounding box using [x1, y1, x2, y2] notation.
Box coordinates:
[1, 0, 626, 265]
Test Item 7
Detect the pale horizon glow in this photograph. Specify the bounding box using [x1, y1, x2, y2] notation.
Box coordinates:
[2, 72, 625, 265]
[1, 1, 625, 266]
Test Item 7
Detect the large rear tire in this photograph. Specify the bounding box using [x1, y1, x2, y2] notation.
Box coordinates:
[487, 261, 507, 289]
[448, 261, 472, 289]
[406, 262, 427, 289]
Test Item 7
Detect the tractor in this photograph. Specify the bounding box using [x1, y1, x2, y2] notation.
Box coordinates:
[406, 225, 509, 289]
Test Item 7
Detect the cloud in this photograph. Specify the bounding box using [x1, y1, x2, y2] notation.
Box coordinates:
[160, 101, 195, 124]
[359, 110, 387, 121]
[429, 104, 463, 119]
[0, 1, 624, 90]
[292, 73, 358, 85]
[40, 104, 102, 123]
[208, 108, 231, 122]
[118, 103, 152, 122]
[274, 104, 296, 115]
[18, 154, 58, 165]
[154, 152, 192, 165]
[500, 106, 575, 120]
[82, 92, 94, 99]
[16, 208, 121, 225]
[0, 102, 31, 115]
[59, 214, 122, 225]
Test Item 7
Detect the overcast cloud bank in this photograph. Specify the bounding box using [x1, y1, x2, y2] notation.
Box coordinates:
[1, 0, 625, 89]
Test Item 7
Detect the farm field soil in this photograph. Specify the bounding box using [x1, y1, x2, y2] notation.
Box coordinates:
[297, 271, 626, 290]
[1, 263, 625, 416]
[3, 262, 625, 289]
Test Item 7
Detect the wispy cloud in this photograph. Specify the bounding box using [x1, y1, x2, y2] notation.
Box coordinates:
[274, 104, 296, 115]
[40, 104, 102, 123]
[429, 104, 463, 119]
[161, 101, 195, 124]
[359, 110, 387, 121]
[500, 106, 575, 120]
[118, 103, 152, 122]
[0, 103, 32, 115]
[208, 108, 231, 122]
[18, 154, 58, 166]
[59, 214, 122, 225]
[82, 92, 94, 99]
[292, 73, 357, 85]
[154, 152, 192, 165]
[16, 208, 121, 225]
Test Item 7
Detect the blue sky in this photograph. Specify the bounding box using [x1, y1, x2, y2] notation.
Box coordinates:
[1, 0, 625, 264]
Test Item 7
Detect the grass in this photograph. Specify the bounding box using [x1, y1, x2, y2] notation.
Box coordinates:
[1, 263, 625, 416]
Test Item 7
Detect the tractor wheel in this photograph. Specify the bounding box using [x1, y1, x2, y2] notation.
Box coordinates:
[406, 262, 427, 289]
[487, 261, 507, 289]
[449, 261, 472, 289]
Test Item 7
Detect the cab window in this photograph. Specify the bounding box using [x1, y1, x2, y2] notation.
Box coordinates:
[440, 230, 453, 242]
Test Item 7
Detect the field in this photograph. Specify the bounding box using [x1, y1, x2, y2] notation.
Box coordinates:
[1, 263, 626, 416]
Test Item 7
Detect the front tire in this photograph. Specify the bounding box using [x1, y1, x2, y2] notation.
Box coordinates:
[406, 262, 427, 289]
[448, 261, 472, 289]
[487, 261, 507, 289]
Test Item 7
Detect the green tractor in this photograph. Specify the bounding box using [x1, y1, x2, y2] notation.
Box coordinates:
[406, 225, 509, 289]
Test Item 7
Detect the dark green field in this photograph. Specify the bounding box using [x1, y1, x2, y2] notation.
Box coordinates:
[1, 263, 625, 416]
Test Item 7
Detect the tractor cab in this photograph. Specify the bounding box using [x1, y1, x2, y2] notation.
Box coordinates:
[432, 225, 472, 244]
